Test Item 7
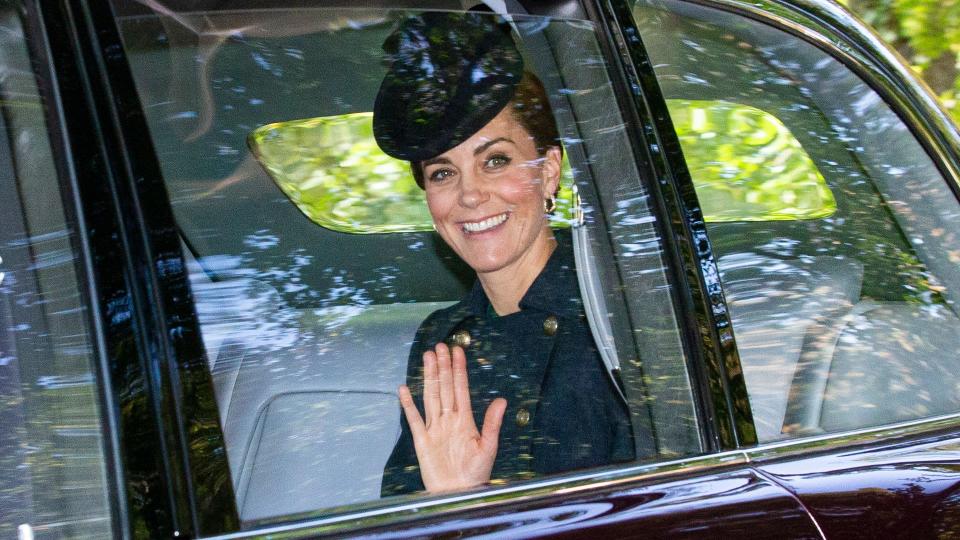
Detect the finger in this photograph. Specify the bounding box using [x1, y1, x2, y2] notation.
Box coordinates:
[451, 346, 472, 417]
[479, 398, 507, 455]
[398, 385, 426, 441]
[422, 350, 440, 422]
[436, 342, 455, 414]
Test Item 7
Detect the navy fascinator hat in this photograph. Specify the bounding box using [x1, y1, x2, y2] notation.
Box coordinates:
[373, 12, 525, 163]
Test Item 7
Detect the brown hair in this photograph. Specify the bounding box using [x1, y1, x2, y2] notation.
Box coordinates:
[410, 70, 562, 189]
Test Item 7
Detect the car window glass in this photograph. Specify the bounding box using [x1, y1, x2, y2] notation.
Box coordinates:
[0, 5, 113, 538]
[110, 2, 699, 525]
[634, 0, 960, 442]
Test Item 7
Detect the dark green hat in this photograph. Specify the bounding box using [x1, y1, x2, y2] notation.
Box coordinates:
[373, 12, 524, 162]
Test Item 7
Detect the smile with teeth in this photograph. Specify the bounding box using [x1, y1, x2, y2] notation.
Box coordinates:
[462, 212, 509, 233]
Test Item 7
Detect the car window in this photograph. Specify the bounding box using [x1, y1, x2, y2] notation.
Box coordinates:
[634, 0, 960, 442]
[110, 1, 700, 525]
[0, 5, 114, 538]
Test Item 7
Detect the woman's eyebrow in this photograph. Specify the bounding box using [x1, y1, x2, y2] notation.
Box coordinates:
[422, 156, 453, 169]
[473, 137, 513, 155]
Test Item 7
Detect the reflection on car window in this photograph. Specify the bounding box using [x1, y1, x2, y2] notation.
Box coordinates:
[112, 3, 697, 524]
[636, 0, 960, 442]
[0, 6, 113, 538]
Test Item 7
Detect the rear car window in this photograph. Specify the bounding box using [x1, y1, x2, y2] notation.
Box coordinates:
[668, 99, 836, 222]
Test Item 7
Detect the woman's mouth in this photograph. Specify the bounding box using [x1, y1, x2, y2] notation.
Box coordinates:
[461, 212, 509, 234]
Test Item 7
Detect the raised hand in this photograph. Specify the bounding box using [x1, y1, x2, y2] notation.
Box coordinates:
[398, 342, 507, 493]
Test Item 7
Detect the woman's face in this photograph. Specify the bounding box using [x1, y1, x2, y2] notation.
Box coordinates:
[422, 107, 562, 277]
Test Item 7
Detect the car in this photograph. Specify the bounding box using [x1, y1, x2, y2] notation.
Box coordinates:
[2, 0, 960, 537]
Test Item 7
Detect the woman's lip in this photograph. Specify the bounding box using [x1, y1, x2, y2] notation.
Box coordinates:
[460, 212, 510, 234]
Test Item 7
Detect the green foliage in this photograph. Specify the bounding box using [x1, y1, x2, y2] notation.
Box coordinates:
[843, 0, 960, 121]
[250, 114, 431, 234]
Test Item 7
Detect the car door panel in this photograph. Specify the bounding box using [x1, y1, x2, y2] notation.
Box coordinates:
[757, 432, 960, 538]
[352, 467, 822, 538]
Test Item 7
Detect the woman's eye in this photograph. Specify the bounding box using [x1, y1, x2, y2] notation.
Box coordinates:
[484, 154, 511, 169]
[428, 168, 455, 182]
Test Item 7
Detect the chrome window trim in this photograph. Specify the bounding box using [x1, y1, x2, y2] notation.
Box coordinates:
[208, 451, 748, 539]
[746, 413, 960, 462]
[674, 0, 960, 197]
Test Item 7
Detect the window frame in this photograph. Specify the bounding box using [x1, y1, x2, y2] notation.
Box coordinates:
[26, 0, 239, 536]
[47, 0, 755, 535]
[4, 1, 127, 536]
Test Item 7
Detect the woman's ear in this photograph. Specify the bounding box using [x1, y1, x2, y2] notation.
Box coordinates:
[541, 146, 563, 197]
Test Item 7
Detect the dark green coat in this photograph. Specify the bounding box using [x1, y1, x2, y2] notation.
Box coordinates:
[381, 240, 635, 496]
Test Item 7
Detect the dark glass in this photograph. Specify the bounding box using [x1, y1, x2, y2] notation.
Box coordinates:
[0, 4, 112, 538]
[634, 0, 960, 442]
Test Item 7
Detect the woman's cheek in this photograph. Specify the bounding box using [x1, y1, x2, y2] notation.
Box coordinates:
[425, 192, 448, 222]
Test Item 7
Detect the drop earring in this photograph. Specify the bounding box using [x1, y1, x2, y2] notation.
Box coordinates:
[544, 196, 556, 214]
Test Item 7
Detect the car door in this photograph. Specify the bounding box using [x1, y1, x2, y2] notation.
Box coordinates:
[5, 0, 846, 537]
[630, 0, 960, 536]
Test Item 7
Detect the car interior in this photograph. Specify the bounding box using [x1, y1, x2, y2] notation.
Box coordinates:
[107, 0, 960, 524]
[139, 9, 475, 519]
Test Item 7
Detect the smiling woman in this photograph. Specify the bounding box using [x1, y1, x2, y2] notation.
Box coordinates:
[8, 0, 960, 534]
[372, 11, 638, 495]
[420, 107, 562, 282]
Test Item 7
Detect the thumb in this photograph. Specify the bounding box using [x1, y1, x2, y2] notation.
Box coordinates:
[479, 398, 507, 454]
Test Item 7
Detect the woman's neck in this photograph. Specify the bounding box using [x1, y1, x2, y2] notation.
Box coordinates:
[477, 233, 557, 316]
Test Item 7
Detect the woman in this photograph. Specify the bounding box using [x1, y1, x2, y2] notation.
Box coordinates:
[375, 12, 635, 496]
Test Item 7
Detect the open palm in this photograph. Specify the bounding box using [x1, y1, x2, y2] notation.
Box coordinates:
[398, 343, 507, 493]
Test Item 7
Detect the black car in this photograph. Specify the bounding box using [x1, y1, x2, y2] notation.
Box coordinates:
[2, 0, 960, 538]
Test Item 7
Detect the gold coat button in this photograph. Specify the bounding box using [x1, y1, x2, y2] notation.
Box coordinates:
[543, 315, 559, 336]
[515, 407, 531, 427]
[451, 329, 471, 348]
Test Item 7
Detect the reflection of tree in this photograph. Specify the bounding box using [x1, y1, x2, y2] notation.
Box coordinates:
[933, 487, 960, 538]
[785, 464, 960, 538]
[844, 0, 960, 122]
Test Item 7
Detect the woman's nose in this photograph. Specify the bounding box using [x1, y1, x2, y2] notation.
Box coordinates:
[458, 171, 488, 208]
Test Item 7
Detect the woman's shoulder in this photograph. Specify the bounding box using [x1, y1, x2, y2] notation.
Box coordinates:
[417, 301, 464, 333]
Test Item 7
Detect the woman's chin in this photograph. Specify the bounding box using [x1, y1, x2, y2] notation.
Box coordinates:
[462, 256, 511, 275]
